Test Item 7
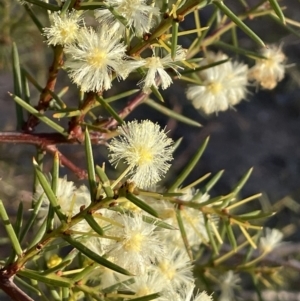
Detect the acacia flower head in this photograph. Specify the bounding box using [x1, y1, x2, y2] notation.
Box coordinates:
[219, 271, 241, 301]
[153, 247, 194, 290]
[34, 176, 75, 207]
[34, 177, 92, 233]
[186, 51, 248, 114]
[248, 45, 286, 90]
[123, 271, 167, 298]
[259, 228, 283, 253]
[138, 47, 187, 91]
[43, 10, 83, 46]
[105, 213, 165, 274]
[95, 0, 160, 37]
[161, 188, 215, 249]
[108, 120, 174, 189]
[64, 26, 130, 92]
[170, 283, 213, 301]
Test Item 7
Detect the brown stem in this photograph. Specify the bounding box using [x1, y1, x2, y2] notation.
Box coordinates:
[0, 132, 106, 179]
[0, 273, 34, 301]
[0, 85, 156, 178]
[68, 92, 99, 141]
[100, 82, 156, 131]
[0, 77, 161, 181]
[44, 144, 88, 180]
[0, 132, 105, 146]
[23, 46, 64, 132]
[129, 0, 207, 55]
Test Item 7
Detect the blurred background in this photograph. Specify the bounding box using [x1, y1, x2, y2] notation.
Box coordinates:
[1, 0, 300, 297]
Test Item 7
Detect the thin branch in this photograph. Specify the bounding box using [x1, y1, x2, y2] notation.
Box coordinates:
[68, 92, 98, 141]
[128, 0, 207, 55]
[0, 273, 34, 301]
[0, 132, 105, 179]
[99, 81, 157, 132]
[23, 46, 64, 132]
[0, 132, 105, 146]
[196, 243, 300, 272]
[0, 80, 159, 179]
[44, 144, 88, 180]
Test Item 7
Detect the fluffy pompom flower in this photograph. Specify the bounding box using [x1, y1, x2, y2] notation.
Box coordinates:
[137, 47, 187, 91]
[153, 247, 194, 290]
[184, 283, 213, 301]
[42, 10, 83, 46]
[95, 0, 160, 37]
[166, 283, 213, 301]
[259, 228, 283, 253]
[64, 26, 130, 92]
[248, 45, 286, 90]
[219, 271, 241, 301]
[34, 176, 75, 207]
[105, 213, 165, 274]
[34, 177, 92, 233]
[186, 51, 248, 114]
[123, 271, 167, 299]
[108, 120, 174, 189]
[85, 264, 121, 289]
[159, 189, 215, 249]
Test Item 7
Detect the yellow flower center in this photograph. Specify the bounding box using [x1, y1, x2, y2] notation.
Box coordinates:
[119, 0, 141, 17]
[123, 233, 144, 252]
[60, 24, 77, 38]
[136, 287, 151, 297]
[145, 57, 163, 69]
[208, 81, 222, 95]
[265, 58, 276, 68]
[47, 254, 62, 268]
[136, 146, 154, 166]
[159, 261, 175, 280]
[87, 48, 108, 68]
[60, 28, 68, 38]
